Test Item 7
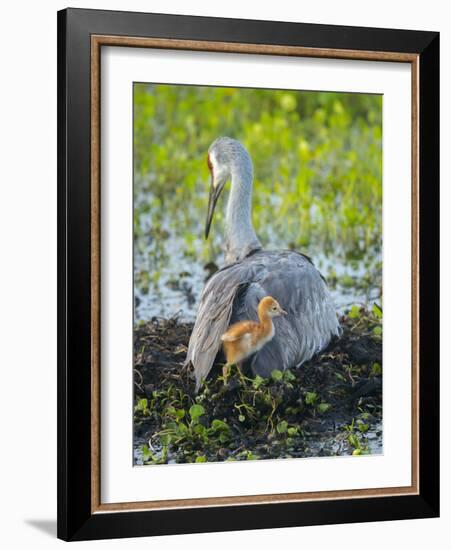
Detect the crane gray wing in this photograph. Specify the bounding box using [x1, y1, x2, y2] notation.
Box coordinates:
[186, 250, 340, 391]
[248, 258, 340, 376]
[185, 259, 261, 392]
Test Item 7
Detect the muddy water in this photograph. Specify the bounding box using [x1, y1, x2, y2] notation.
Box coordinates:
[134, 230, 382, 324]
[133, 420, 383, 466]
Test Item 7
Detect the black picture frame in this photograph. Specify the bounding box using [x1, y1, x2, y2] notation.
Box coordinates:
[57, 7, 439, 541]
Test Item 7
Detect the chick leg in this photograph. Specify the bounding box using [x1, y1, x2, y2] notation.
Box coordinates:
[222, 363, 232, 386]
[236, 362, 247, 385]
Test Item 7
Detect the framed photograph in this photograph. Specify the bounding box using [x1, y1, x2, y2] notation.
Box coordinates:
[57, 8, 439, 541]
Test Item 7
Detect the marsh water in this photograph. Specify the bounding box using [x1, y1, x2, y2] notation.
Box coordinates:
[133, 422, 383, 466]
[134, 214, 382, 324]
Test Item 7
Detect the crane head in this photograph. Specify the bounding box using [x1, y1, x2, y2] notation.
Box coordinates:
[204, 137, 253, 240]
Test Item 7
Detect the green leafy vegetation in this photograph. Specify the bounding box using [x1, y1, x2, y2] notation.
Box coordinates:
[133, 306, 383, 465]
[133, 84, 382, 320]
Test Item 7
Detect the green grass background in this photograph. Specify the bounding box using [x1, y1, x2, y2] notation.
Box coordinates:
[133, 84, 382, 304]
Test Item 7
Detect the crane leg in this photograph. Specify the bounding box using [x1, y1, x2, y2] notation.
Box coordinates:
[222, 362, 247, 387]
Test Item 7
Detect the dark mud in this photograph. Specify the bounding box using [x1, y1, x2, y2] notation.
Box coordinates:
[133, 306, 382, 465]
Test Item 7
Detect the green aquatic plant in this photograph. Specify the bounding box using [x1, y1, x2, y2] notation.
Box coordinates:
[134, 304, 382, 464]
[133, 84, 382, 305]
[342, 418, 371, 456]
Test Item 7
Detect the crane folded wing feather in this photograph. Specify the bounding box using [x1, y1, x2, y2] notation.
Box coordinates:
[186, 250, 340, 392]
[184, 261, 256, 391]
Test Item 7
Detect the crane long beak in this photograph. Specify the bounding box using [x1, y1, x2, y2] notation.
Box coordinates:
[205, 180, 221, 239]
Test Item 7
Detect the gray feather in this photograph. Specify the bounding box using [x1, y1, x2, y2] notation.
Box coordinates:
[186, 250, 340, 391]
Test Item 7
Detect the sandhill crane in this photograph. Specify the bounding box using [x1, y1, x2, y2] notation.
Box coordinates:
[186, 137, 340, 392]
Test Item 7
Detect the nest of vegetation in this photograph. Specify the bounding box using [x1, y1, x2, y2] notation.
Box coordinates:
[133, 305, 383, 465]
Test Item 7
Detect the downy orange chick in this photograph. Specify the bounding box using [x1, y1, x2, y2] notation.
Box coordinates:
[220, 296, 287, 383]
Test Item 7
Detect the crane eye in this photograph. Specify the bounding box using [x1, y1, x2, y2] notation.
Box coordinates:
[207, 154, 213, 172]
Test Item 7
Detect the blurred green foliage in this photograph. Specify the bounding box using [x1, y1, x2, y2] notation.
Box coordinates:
[133, 84, 382, 314]
[134, 84, 381, 262]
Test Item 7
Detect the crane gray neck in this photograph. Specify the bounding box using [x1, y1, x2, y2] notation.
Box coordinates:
[224, 160, 262, 264]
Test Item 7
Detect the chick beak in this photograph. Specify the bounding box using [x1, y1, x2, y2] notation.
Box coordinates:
[279, 308, 288, 315]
